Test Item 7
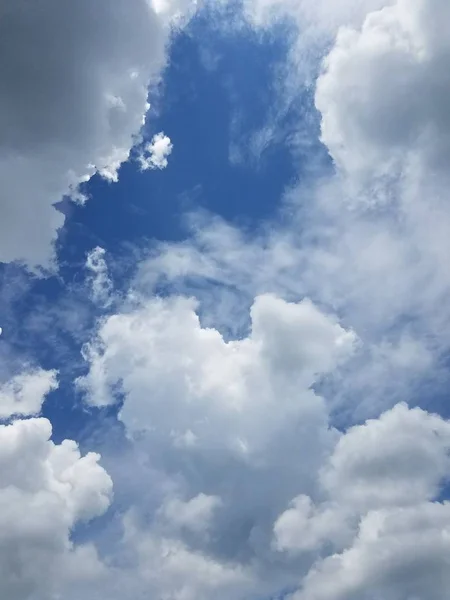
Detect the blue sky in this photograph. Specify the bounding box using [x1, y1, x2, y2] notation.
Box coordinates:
[2, 1, 450, 599]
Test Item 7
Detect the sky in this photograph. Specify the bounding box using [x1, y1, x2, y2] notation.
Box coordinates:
[2, 0, 450, 599]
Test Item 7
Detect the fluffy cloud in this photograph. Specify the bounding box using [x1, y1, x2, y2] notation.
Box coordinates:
[80, 293, 355, 438]
[0, 417, 112, 599]
[321, 403, 450, 511]
[158, 493, 222, 535]
[109, 512, 253, 600]
[72, 3, 450, 595]
[295, 501, 450, 600]
[273, 403, 450, 599]
[0, 0, 194, 268]
[133, 204, 446, 419]
[316, 0, 450, 179]
[78, 292, 450, 600]
[0, 368, 58, 419]
[273, 494, 348, 554]
[78, 293, 355, 592]
[138, 131, 174, 170]
[242, 0, 390, 32]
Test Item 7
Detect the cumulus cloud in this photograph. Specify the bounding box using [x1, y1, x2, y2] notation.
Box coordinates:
[77, 292, 450, 600]
[316, 0, 450, 180]
[0, 417, 112, 599]
[0, 0, 194, 268]
[0, 368, 58, 419]
[294, 501, 450, 600]
[242, 0, 389, 26]
[70, 2, 450, 597]
[79, 293, 355, 428]
[112, 512, 253, 600]
[273, 494, 348, 555]
[321, 403, 450, 511]
[133, 0, 450, 416]
[77, 293, 354, 595]
[137, 132, 174, 170]
[158, 493, 222, 535]
[271, 403, 450, 599]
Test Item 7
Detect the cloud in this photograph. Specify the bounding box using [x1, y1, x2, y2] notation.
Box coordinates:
[316, 0, 450, 181]
[321, 403, 450, 511]
[79, 293, 355, 424]
[72, 4, 450, 596]
[132, 0, 450, 407]
[294, 501, 450, 600]
[105, 511, 254, 600]
[273, 494, 349, 554]
[0, 368, 58, 419]
[77, 292, 355, 594]
[4, 1, 450, 598]
[0, 0, 194, 268]
[0, 417, 112, 599]
[86, 247, 113, 308]
[137, 132, 174, 170]
[157, 494, 222, 535]
[271, 403, 450, 599]
[77, 292, 450, 600]
[242, 0, 390, 28]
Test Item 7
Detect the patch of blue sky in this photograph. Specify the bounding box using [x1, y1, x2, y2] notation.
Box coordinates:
[56, 10, 322, 275]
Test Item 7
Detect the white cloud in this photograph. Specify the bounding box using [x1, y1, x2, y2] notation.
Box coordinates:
[273, 495, 349, 554]
[133, 205, 446, 419]
[86, 247, 113, 308]
[111, 512, 254, 600]
[69, 3, 450, 596]
[0, 0, 194, 268]
[77, 293, 450, 600]
[0, 368, 58, 419]
[0, 417, 112, 599]
[138, 132, 174, 170]
[77, 292, 355, 596]
[158, 493, 222, 535]
[294, 501, 450, 600]
[79, 293, 355, 432]
[316, 0, 450, 181]
[242, 0, 390, 28]
[273, 403, 450, 599]
[321, 403, 450, 511]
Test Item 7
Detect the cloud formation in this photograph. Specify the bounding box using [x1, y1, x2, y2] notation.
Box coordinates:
[74, 2, 450, 597]
[4, 0, 450, 598]
[0, 417, 112, 599]
[138, 132, 174, 170]
[316, 0, 450, 179]
[77, 293, 450, 600]
[0, 368, 58, 419]
[0, 0, 193, 268]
